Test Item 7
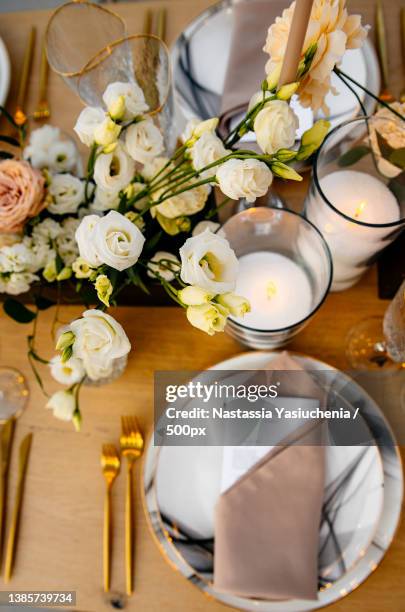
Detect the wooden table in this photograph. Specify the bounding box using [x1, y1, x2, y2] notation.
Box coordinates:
[0, 1, 404, 611]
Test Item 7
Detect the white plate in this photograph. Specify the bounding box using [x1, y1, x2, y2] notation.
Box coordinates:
[143, 351, 403, 612]
[0, 37, 11, 107]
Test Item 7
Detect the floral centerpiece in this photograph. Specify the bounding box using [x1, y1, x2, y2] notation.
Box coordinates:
[0, 0, 384, 428]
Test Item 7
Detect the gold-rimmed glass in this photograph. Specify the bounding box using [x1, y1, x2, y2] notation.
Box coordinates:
[45, 1, 126, 98]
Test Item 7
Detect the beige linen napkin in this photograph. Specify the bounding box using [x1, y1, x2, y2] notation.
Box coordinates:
[213, 352, 326, 601]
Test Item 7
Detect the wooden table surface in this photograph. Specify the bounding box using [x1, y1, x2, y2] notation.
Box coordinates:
[0, 1, 404, 611]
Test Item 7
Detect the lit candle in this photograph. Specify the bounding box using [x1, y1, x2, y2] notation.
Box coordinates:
[230, 251, 313, 330]
[307, 170, 400, 290]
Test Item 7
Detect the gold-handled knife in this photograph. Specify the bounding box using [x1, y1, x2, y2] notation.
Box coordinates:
[4, 433, 33, 582]
[376, 0, 394, 103]
[14, 27, 36, 127]
[0, 418, 15, 565]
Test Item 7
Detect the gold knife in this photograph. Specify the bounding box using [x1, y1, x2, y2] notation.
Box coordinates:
[14, 27, 36, 127]
[0, 418, 15, 565]
[4, 433, 33, 582]
[376, 0, 394, 103]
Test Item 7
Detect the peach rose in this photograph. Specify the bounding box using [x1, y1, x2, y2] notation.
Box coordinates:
[0, 159, 46, 233]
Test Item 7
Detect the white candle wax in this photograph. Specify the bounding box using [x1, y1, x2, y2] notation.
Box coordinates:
[307, 170, 400, 290]
[230, 251, 313, 330]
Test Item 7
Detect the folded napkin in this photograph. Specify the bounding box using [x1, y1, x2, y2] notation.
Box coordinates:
[219, 1, 287, 135]
[213, 352, 326, 601]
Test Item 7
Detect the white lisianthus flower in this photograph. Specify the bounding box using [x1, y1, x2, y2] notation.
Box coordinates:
[94, 116, 122, 147]
[179, 229, 238, 294]
[216, 159, 273, 203]
[216, 293, 251, 317]
[0, 242, 34, 273]
[91, 186, 121, 212]
[23, 125, 60, 168]
[48, 174, 85, 215]
[93, 145, 135, 192]
[32, 217, 62, 242]
[147, 251, 180, 282]
[47, 139, 78, 173]
[103, 81, 149, 121]
[91, 210, 145, 271]
[72, 257, 94, 279]
[254, 100, 298, 155]
[248, 90, 274, 111]
[192, 220, 221, 236]
[74, 106, 106, 146]
[152, 181, 210, 220]
[2, 272, 39, 295]
[186, 302, 228, 335]
[49, 355, 85, 386]
[190, 132, 229, 179]
[56, 217, 81, 266]
[46, 389, 76, 421]
[125, 119, 164, 164]
[70, 309, 131, 381]
[75, 214, 102, 268]
[181, 118, 200, 143]
[178, 285, 213, 306]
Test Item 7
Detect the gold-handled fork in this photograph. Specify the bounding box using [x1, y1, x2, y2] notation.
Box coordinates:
[33, 38, 50, 121]
[14, 27, 36, 127]
[101, 444, 120, 593]
[120, 416, 144, 596]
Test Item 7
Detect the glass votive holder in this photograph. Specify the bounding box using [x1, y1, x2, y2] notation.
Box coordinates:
[220, 207, 333, 349]
[304, 116, 405, 291]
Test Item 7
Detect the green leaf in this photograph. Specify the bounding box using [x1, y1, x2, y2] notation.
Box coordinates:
[34, 295, 56, 311]
[126, 267, 150, 294]
[0, 104, 19, 129]
[55, 252, 64, 274]
[0, 151, 13, 159]
[338, 145, 371, 167]
[118, 195, 127, 214]
[144, 230, 163, 254]
[388, 171, 405, 201]
[0, 135, 20, 147]
[389, 147, 405, 170]
[3, 299, 36, 323]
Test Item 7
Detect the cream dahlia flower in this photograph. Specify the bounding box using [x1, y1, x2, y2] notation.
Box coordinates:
[263, 0, 368, 113]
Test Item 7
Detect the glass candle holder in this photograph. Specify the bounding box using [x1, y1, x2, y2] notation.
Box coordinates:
[304, 116, 405, 291]
[220, 207, 333, 349]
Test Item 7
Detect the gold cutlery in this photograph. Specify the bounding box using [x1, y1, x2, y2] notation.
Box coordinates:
[157, 8, 167, 43]
[0, 418, 15, 566]
[4, 432, 33, 582]
[33, 38, 50, 121]
[400, 8, 405, 102]
[143, 7, 167, 43]
[143, 9, 153, 36]
[14, 27, 36, 127]
[120, 416, 144, 596]
[101, 444, 120, 593]
[376, 0, 394, 103]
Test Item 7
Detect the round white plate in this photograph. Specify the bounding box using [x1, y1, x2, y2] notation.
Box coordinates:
[0, 37, 11, 107]
[143, 351, 403, 612]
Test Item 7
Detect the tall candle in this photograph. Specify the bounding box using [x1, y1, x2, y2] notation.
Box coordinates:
[230, 251, 313, 330]
[306, 170, 400, 290]
[278, 0, 314, 87]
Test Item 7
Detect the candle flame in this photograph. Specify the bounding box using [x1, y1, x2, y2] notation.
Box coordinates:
[354, 201, 366, 219]
[266, 281, 277, 299]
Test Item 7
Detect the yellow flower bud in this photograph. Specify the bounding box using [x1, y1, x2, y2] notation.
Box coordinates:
[94, 117, 121, 146]
[94, 274, 113, 307]
[216, 293, 251, 317]
[296, 120, 330, 161]
[56, 267, 72, 281]
[43, 259, 57, 282]
[193, 118, 219, 138]
[271, 161, 303, 181]
[186, 302, 228, 335]
[55, 330, 75, 352]
[178, 286, 214, 306]
[276, 82, 299, 101]
[109, 95, 126, 121]
[266, 64, 282, 91]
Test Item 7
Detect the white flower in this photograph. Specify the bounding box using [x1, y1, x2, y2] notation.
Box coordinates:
[192, 220, 220, 236]
[74, 106, 106, 146]
[91, 210, 145, 271]
[48, 174, 85, 215]
[56, 217, 81, 265]
[49, 355, 85, 385]
[190, 132, 229, 179]
[91, 186, 120, 212]
[72, 257, 94, 279]
[125, 119, 164, 164]
[178, 285, 213, 306]
[369, 102, 405, 178]
[1, 272, 39, 295]
[103, 81, 149, 121]
[179, 229, 238, 294]
[216, 293, 251, 317]
[183, 118, 219, 144]
[75, 214, 102, 267]
[181, 118, 200, 143]
[216, 159, 273, 203]
[70, 309, 131, 381]
[254, 100, 298, 155]
[147, 251, 180, 281]
[186, 302, 228, 335]
[141, 156, 169, 181]
[153, 182, 210, 220]
[93, 145, 135, 192]
[0, 242, 34, 273]
[94, 116, 121, 146]
[248, 90, 274, 111]
[46, 390, 76, 421]
[47, 140, 78, 173]
[23, 125, 60, 168]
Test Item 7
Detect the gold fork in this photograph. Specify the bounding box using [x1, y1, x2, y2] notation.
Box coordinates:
[101, 444, 120, 593]
[33, 38, 50, 121]
[120, 416, 144, 596]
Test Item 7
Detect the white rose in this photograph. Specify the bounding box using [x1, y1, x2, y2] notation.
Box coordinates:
[147, 251, 179, 281]
[91, 186, 120, 212]
[190, 132, 229, 179]
[94, 116, 122, 146]
[248, 90, 274, 112]
[125, 119, 164, 164]
[75, 214, 102, 267]
[46, 390, 76, 421]
[153, 182, 210, 220]
[74, 106, 106, 146]
[186, 302, 228, 335]
[91, 210, 145, 271]
[70, 309, 131, 381]
[216, 158, 273, 203]
[179, 228, 238, 294]
[254, 100, 298, 155]
[93, 145, 135, 192]
[192, 220, 221, 236]
[47, 140, 78, 173]
[48, 174, 85, 214]
[49, 355, 85, 386]
[103, 81, 149, 121]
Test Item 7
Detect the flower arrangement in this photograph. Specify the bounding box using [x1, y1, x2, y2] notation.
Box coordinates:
[0, 0, 381, 428]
